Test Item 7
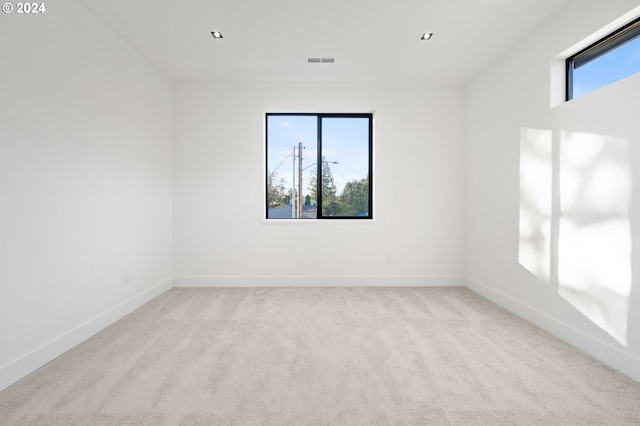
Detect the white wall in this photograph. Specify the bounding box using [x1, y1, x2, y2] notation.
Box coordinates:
[173, 82, 466, 287]
[467, 0, 640, 381]
[0, 1, 173, 390]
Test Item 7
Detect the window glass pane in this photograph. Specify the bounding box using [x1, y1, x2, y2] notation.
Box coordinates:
[266, 115, 316, 219]
[266, 113, 372, 220]
[320, 117, 370, 217]
[572, 34, 640, 99]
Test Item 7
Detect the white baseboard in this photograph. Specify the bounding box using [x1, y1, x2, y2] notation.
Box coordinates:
[173, 275, 467, 288]
[465, 277, 640, 383]
[0, 277, 173, 393]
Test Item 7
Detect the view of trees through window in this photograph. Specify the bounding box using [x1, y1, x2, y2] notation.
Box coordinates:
[266, 114, 372, 219]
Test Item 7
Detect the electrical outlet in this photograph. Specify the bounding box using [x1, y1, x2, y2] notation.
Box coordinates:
[386, 255, 393, 264]
[123, 273, 130, 286]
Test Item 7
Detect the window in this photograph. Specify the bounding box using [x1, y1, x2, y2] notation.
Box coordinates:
[567, 17, 640, 100]
[265, 113, 373, 219]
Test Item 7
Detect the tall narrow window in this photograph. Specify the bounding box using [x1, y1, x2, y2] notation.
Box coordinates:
[265, 113, 373, 219]
[567, 17, 640, 100]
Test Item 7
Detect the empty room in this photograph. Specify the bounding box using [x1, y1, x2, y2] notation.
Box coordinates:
[2, 0, 640, 424]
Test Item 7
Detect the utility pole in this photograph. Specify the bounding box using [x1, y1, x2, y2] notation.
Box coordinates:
[292, 144, 296, 218]
[298, 142, 303, 218]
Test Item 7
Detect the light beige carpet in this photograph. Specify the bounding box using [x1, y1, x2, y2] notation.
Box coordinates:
[1, 286, 640, 425]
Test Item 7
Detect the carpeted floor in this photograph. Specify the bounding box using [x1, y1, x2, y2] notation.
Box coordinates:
[1, 286, 640, 425]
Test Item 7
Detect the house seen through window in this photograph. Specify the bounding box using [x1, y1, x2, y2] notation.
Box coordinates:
[266, 113, 373, 219]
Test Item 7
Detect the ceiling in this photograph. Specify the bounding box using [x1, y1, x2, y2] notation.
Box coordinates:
[78, 0, 572, 83]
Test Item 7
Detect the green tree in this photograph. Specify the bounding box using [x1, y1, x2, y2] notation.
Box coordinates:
[339, 177, 369, 216]
[307, 157, 337, 207]
[267, 171, 287, 207]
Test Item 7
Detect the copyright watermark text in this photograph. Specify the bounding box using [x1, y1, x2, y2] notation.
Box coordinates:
[3, 3, 46, 14]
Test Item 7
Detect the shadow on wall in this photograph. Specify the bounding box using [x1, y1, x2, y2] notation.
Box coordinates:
[519, 127, 631, 345]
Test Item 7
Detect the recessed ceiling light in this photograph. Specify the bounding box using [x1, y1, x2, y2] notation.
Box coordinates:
[211, 31, 223, 39]
[421, 33, 433, 40]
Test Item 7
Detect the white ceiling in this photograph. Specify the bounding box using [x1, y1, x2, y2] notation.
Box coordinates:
[78, 0, 572, 83]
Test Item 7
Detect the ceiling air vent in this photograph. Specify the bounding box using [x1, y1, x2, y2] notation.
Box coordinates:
[307, 57, 335, 63]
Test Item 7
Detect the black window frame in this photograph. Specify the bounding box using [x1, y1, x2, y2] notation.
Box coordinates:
[265, 112, 373, 220]
[566, 16, 640, 101]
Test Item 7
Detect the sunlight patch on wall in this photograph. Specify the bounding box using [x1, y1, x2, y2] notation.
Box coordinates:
[558, 131, 631, 345]
[519, 128, 631, 345]
[519, 128, 552, 282]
